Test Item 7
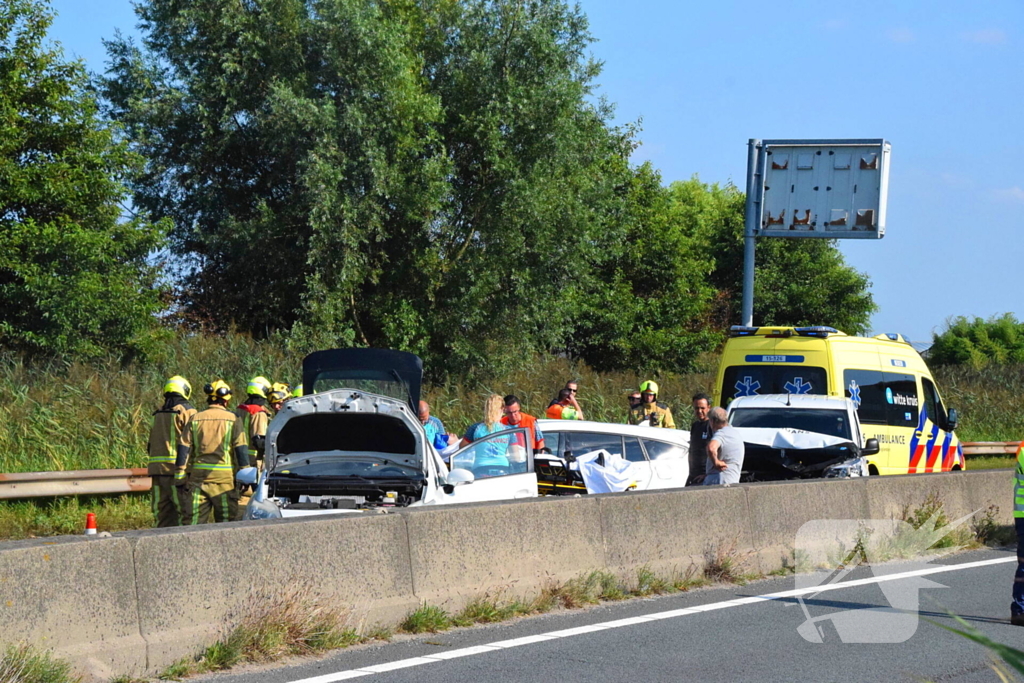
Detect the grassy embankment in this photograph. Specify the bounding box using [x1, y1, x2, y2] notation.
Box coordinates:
[0, 334, 1021, 539]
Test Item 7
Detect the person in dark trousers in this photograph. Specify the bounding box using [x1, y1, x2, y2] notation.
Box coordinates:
[1012, 441, 1024, 625]
[176, 380, 249, 524]
[688, 393, 712, 485]
[147, 376, 197, 527]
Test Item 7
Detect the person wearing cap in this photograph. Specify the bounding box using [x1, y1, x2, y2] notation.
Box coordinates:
[627, 380, 676, 428]
[234, 376, 273, 519]
[147, 376, 197, 527]
[176, 380, 249, 524]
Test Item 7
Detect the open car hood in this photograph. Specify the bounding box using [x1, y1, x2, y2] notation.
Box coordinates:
[301, 348, 422, 411]
[266, 388, 427, 473]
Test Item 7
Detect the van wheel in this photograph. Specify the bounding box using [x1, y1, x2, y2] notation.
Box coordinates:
[952, 465, 962, 471]
[868, 464, 880, 476]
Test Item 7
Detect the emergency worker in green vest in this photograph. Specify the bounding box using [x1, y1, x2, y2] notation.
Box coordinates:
[146, 376, 197, 527]
[627, 380, 676, 429]
[1012, 441, 1024, 625]
[175, 380, 249, 524]
[233, 376, 273, 520]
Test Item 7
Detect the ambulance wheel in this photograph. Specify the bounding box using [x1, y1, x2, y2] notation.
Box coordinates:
[868, 464, 880, 476]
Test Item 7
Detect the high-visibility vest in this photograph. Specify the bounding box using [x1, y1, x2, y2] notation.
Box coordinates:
[1015, 442, 1024, 518]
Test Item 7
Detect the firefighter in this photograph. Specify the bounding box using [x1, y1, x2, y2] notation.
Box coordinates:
[233, 376, 273, 519]
[627, 380, 676, 428]
[175, 380, 249, 524]
[146, 376, 197, 527]
[268, 382, 291, 414]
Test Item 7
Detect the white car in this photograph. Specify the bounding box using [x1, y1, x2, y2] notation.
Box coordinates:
[240, 349, 538, 520]
[533, 419, 690, 494]
[726, 394, 880, 481]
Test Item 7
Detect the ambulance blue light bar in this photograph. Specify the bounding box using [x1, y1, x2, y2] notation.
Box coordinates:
[794, 326, 839, 338]
[729, 326, 760, 337]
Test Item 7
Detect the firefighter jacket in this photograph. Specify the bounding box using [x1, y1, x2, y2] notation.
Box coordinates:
[177, 405, 249, 495]
[147, 398, 197, 477]
[236, 399, 271, 460]
[1015, 441, 1024, 519]
[628, 401, 676, 429]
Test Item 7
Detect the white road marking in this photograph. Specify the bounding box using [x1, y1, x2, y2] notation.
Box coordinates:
[286, 555, 1016, 683]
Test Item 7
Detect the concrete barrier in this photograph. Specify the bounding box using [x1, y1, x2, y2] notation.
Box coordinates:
[128, 513, 418, 672]
[0, 468, 1014, 680]
[597, 485, 751, 576]
[403, 495, 606, 608]
[743, 477, 870, 572]
[0, 536, 146, 681]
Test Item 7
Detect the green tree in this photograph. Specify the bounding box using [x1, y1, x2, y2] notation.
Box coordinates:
[570, 164, 721, 372]
[103, 0, 633, 378]
[0, 0, 167, 359]
[670, 177, 876, 335]
[929, 314, 1024, 367]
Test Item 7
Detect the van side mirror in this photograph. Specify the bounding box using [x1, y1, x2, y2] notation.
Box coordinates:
[946, 408, 958, 432]
[862, 438, 880, 456]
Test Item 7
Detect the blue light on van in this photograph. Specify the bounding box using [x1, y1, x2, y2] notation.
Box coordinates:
[794, 326, 839, 338]
[729, 325, 760, 337]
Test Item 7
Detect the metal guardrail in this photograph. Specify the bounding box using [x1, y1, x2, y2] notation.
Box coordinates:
[0, 468, 150, 500]
[961, 441, 1020, 457]
[0, 441, 1019, 500]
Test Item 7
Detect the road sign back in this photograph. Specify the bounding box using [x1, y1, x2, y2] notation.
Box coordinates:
[757, 139, 890, 239]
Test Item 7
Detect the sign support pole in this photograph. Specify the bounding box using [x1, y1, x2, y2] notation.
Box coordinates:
[741, 139, 762, 327]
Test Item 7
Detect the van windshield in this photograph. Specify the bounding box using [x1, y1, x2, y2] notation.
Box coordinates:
[730, 408, 852, 440]
[721, 366, 827, 406]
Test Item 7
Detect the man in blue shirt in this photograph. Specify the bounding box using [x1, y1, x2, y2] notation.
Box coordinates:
[419, 400, 451, 450]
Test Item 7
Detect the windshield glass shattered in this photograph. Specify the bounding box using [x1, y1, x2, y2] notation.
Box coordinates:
[730, 408, 852, 440]
[312, 372, 411, 404]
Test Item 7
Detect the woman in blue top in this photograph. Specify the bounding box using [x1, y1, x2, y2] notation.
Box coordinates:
[458, 394, 512, 469]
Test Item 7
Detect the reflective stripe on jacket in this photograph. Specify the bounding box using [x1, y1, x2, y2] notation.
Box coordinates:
[147, 403, 197, 476]
[1015, 441, 1024, 518]
[180, 405, 247, 486]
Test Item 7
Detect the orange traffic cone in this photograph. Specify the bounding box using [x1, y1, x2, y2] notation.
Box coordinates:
[84, 513, 97, 536]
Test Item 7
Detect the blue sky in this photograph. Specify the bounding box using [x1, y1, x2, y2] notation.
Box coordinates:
[47, 0, 1021, 344]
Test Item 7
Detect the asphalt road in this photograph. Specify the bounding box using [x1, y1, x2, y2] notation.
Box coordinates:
[207, 548, 1023, 683]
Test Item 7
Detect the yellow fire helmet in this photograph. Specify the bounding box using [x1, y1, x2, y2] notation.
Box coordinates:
[246, 376, 272, 398]
[204, 379, 232, 403]
[639, 380, 659, 395]
[268, 382, 291, 403]
[163, 376, 192, 400]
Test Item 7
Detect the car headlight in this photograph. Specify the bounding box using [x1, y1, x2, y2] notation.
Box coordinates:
[244, 497, 283, 520]
[823, 457, 868, 478]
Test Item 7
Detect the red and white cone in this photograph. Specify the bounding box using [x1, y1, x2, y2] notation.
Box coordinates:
[84, 513, 97, 536]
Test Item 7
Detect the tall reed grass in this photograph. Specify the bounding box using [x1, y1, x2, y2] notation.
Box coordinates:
[0, 334, 1017, 474]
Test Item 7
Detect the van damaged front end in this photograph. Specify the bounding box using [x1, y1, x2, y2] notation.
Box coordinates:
[734, 428, 868, 482]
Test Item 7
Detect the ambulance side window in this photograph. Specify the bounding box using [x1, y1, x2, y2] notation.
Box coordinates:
[844, 369, 886, 425]
[921, 378, 948, 430]
[883, 373, 919, 427]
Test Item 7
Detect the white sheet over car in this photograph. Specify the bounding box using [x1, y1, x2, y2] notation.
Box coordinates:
[575, 449, 644, 494]
[734, 427, 852, 450]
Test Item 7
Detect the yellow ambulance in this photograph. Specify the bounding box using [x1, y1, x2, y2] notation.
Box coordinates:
[713, 326, 963, 475]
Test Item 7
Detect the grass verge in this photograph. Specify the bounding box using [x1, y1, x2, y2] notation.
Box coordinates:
[0, 645, 80, 683]
[0, 494, 151, 541]
[158, 599, 388, 680]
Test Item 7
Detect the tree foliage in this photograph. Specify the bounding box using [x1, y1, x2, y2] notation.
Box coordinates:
[930, 314, 1024, 367]
[0, 0, 167, 359]
[101, 0, 874, 377]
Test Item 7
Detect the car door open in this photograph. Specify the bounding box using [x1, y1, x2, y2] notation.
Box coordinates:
[444, 427, 538, 503]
